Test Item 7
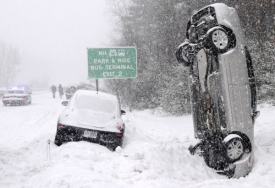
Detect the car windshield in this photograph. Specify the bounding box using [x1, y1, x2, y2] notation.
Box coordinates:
[74, 95, 116, 113]
[7, 90, 24, 94]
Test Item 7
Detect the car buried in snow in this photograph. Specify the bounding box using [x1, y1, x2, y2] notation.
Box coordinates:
[175, 3, 259, 178]
[54, 90, 126, 151]
[2, 89, 32, 106]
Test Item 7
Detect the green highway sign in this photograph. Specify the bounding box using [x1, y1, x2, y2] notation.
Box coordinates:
[87, 47, 137, 79]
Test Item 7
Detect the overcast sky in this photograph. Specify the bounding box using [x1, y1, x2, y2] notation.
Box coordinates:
[0, 0, 113, 86]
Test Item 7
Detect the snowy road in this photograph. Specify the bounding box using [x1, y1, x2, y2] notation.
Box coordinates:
[0, 91, 275, 188]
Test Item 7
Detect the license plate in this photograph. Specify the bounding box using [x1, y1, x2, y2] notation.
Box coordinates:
[83, 130, 97, 139]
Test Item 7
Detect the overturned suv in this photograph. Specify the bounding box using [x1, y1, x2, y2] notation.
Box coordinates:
[176, 3, 259, 178]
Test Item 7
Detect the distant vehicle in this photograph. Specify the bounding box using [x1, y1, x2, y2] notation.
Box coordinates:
[2, 89, 32, 106]
[8, 84, 32, 94]
[176, 3, 259, 178]
[65, 86, 77, 100]
[65, 83, 95, 100]
[54, 90, 126, 151]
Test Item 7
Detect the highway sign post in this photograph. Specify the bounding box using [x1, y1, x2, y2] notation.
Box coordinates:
[87, 47, 137, 79]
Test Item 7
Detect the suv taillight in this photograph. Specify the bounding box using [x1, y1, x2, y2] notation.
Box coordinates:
[58, 123, 66, 129]
[116, 123, 122, 130]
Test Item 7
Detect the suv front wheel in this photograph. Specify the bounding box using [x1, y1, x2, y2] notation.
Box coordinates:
[54, 133, 63, 146]
[176, 42, 191, 67]
[223, 134, 245, 163]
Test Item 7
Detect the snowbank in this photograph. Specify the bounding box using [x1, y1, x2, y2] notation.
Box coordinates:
[0, 92, 274, 187]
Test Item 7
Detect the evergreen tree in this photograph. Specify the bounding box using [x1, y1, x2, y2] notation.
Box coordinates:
[107, 0, 275, 114]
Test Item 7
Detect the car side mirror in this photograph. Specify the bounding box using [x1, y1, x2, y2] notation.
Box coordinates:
[62, 101, 68, 106]
[121, 110, 126, 115]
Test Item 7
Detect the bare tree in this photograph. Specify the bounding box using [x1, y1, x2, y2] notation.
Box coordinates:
[0, 40, 21, 87]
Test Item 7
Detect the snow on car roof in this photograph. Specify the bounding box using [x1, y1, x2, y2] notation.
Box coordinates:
[73, 90, 118, 113]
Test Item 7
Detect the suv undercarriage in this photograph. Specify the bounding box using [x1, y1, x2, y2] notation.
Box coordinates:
[176, 3, 259, 178]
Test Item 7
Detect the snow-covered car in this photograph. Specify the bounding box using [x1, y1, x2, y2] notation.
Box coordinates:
[65, 86, 77, 100]
[65, 84, 95, 100]
[54, 90, 126, 150]
[176, 3, 259, 178]
[2, 89, 32, 106]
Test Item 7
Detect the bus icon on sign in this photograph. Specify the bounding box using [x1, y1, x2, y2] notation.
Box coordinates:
[109, 49, 117, 56]
[118, 49, 125, 56]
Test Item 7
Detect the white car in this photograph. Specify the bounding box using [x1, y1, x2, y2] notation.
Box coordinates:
[176, 3, 259, 178]
[54, 90, 126, 151]
[2, 89, 32, 106]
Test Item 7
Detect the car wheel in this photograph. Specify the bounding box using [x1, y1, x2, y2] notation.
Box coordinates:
[3, 103, 7, 106]
[188, 142, 203, 156]
[203, 144, 229, 170]
[224, 135, 244, 163]
[206, 27, 233, 54]
[54, 133, 63, 146]
[110, 137, 123, 151]
[176, 42, 191, 66]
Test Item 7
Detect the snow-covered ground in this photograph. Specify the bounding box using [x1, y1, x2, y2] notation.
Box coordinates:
[0, 91, 275, 188]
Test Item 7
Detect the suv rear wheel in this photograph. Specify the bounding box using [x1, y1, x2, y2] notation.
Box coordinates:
[206, 26, 235, 54]
[54, 133, 63, 146]
[176, 42, 191, 67]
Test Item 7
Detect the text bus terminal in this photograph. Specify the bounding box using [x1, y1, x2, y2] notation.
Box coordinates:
[87, 47, 137, 79]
